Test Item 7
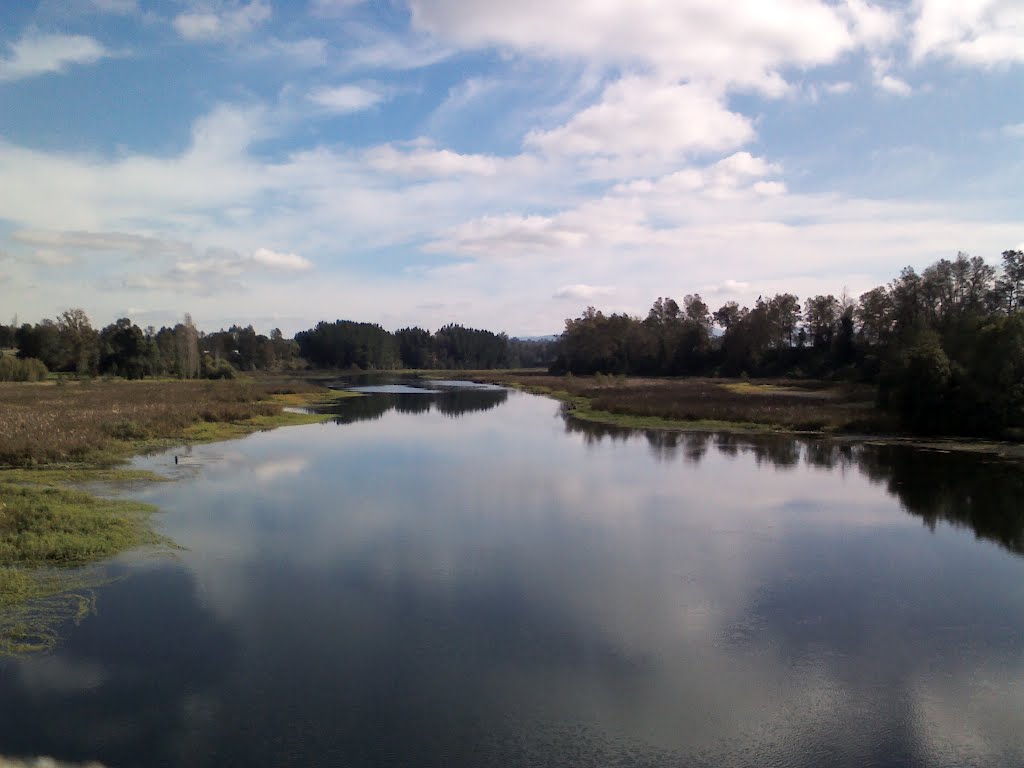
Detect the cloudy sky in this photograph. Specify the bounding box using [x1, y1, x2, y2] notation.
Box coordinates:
[0, 0, 1022, 336]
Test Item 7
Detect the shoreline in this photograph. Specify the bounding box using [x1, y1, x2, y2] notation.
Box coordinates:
[461, 372, 1024, 463]
[0, 380, 359, 649]
[4, 371, 1022, 652]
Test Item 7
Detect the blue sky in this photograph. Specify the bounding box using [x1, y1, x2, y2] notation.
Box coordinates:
[0, 0, 1022, 336]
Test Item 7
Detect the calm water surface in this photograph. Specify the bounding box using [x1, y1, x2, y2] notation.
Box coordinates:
[2, 380, 1024, 767]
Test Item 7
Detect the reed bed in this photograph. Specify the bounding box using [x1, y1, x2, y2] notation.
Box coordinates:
[0, 379, 284, 467]
[484, 373, 888, 433]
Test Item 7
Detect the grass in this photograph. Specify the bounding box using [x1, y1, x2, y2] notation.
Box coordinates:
[0, 375, 355, 651]
[0, 482, 165, 656]
[0, 483, 163, 566]
[0, 378, 362, 468]
[472, 372, 892, 434]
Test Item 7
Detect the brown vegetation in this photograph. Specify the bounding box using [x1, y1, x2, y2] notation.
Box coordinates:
[481, 372, 892, 433]
[0, 378, 305, 467]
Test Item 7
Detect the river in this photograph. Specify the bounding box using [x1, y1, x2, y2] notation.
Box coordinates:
[1, 379, 1023, 767]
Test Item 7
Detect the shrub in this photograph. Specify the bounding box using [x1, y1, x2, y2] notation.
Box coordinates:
[0, 356, 49, 382]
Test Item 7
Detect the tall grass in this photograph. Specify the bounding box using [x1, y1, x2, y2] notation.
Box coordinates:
[486, 373, 889, 433]
[0, 379, 282, 466]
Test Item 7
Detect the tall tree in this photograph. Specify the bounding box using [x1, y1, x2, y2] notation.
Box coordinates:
[855, 287, 893, 346]
[804, 295, 840, 350]
[175, 314, 200, 378]
[996, 249, 1024, 314]
[56, 308, 98, 374]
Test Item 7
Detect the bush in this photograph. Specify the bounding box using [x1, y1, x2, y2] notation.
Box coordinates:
[0, 356, 49, 382]
[202, 356, 236, 380]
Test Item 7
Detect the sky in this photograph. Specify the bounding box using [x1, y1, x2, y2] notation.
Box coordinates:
[0, 0, 1022, 337]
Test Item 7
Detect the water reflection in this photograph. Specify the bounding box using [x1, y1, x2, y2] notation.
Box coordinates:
[1, 387, 1022, 767]
[860, 446, 1024, 555]
[564, 414, 1024, 557]
[322, 382, 508, 425]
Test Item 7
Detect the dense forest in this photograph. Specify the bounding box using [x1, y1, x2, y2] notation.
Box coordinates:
[554, 250, 1024, 437]
[293, 321, 551, 370]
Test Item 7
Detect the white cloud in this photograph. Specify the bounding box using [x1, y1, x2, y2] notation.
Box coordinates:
[118, 247, 312, 295]
[871, 57, 912, 96]
[173, 1, 271, 43]
[33, 250, 76, 267]
[342, 34, 452, 71]
[364, 143, 499, 177]
[409, 0, 878, 93]
[878, 74, 912, 96]
[416, 148, 1019, 328]
[171, 248, 311, 280]
[0, 33, 109, 82]
[704, 279, 752, 295]
[712, 152, 782, 182]
[840, 0, 903, 47]
[1003, 123, 1024, 138]
[12, 229, 191, 255]
[554, 284, 614, 300]
[308, 84, 386, 113]
[913, 0, 1024, 66]
[753, 181, 787, 197]
[525, 77, 754, 164]
[0, 91, 1019, 337]
[612, 152, 785, 201]
[429, 214, 588, 258]
[824, 81, 855, 95]
[251, 247, 312, 271]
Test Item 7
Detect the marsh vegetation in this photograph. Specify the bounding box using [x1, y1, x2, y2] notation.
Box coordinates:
[0, 376, 350, 640]
[479, 372, 891, 433]
[0, 378, 334, 467]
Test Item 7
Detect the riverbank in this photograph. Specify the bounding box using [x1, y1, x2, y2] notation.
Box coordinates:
[459, 371, 1024, 461]
[461, 372, 886, 432]
[0, 377, 357, 640]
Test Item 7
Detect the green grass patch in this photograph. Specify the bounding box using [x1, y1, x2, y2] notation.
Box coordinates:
[723, 382, 802, 396]
[0, 481, 169, 656]
[181, 408, 334, 442]
[0, 467, 169, 486]
[0, 482, 164, 566]
[567, 404, 768, 433]
[268, 389, 363, 408]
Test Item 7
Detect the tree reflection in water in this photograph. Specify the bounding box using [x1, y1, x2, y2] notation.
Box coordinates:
[319, 387, 509, 425]
[562, 413, 1024, 557]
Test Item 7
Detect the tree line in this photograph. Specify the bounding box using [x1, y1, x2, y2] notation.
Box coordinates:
[3, 248, 1021, 437]
[554, 249, 1024, 437]
[0, 313, 556, 380]
[0, 312, 302, 380]
[294, 320, 554, 370]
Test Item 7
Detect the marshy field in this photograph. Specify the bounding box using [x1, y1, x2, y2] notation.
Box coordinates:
[0, 376, 350, 641]
[0, 377, 336, 467]
[474, 371, 893, 433]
